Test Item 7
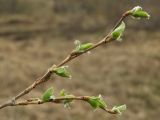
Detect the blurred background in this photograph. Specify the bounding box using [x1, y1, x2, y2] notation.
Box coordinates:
[0, 0, 159, 120]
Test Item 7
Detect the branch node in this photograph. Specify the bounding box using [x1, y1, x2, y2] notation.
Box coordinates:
[48, 64, 56, 73]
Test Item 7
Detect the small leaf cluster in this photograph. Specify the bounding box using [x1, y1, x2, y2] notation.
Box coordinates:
[53, 66, 71, 78]
[111, 6, 150, 42]
[40, 6, 150, 117]
[112, 104, 127, 115]
[74, 40, 93, 53]
[111, 21, 125, 41]
[42, 87, 54, 102]
[130, 6, 150, 19]
[87, 95, 107, 109]
[42, 88, 75, 107]
[60, 89, 75, 108]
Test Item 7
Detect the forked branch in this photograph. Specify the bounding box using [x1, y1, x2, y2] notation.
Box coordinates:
[0, 6, 150, 116]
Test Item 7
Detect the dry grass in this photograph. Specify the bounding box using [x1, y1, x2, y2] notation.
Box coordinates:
[0, 0, 159, 119]
[0, 30, 160, 120]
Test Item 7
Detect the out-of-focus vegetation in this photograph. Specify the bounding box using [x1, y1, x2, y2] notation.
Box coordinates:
[0, 0, 159, 38]
[0, 0, 159, 120]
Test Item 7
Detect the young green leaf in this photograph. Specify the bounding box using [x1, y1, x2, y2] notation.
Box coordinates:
[130, 6, 150, 19]
[42, 87, 54, 102]
[87, 95, 107, 109]
[88, 96, 98, 109]
[112, 104, 127, 115]
[60, 89, 66, 97]
[111, 21, 125, 41]
[59, 89, 75, 108]
[74, 40, 93, 53]
[63, 95, 75, 108]
[54, 66, 71, 78]
[132, 11, 150, 19]
[98, 95, 107, 108]
[77, 43, 93, 52]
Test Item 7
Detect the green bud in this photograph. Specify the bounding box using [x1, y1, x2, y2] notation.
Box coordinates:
[112, 104, 127, 115]
[132, 11, 150, 19]
[63, 96, 75, 108]
[74, 40, 93, 53]
[60, 89, 66, 97]
[59, 89, 75, 108]
[87, 95, 107, 109]
[131, 6, 150, 19]
[54, 66, 71, 78]
[111, 21, 125, 41]
[78, 43, 93, 52]
[42, 87, 54, 102]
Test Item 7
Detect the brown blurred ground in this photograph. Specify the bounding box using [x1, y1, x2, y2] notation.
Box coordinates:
[0, 0, 160, 120]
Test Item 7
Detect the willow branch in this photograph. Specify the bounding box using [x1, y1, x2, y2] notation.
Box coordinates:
[0, 10, 131, 110]
[7, 96, 117, 114]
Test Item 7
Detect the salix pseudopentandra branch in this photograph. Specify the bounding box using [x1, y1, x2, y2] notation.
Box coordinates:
[0, 6, 150, 116]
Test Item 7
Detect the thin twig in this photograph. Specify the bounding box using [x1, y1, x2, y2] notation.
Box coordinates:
[10, 96, 117, 114]
[111, 11, 131, 31]
[0, 10, 131, 110]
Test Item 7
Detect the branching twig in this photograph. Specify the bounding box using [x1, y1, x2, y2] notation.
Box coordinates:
[0, 6, 150, 114]
[8, 96, 117, 114]
[0, 10, 130, 110]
